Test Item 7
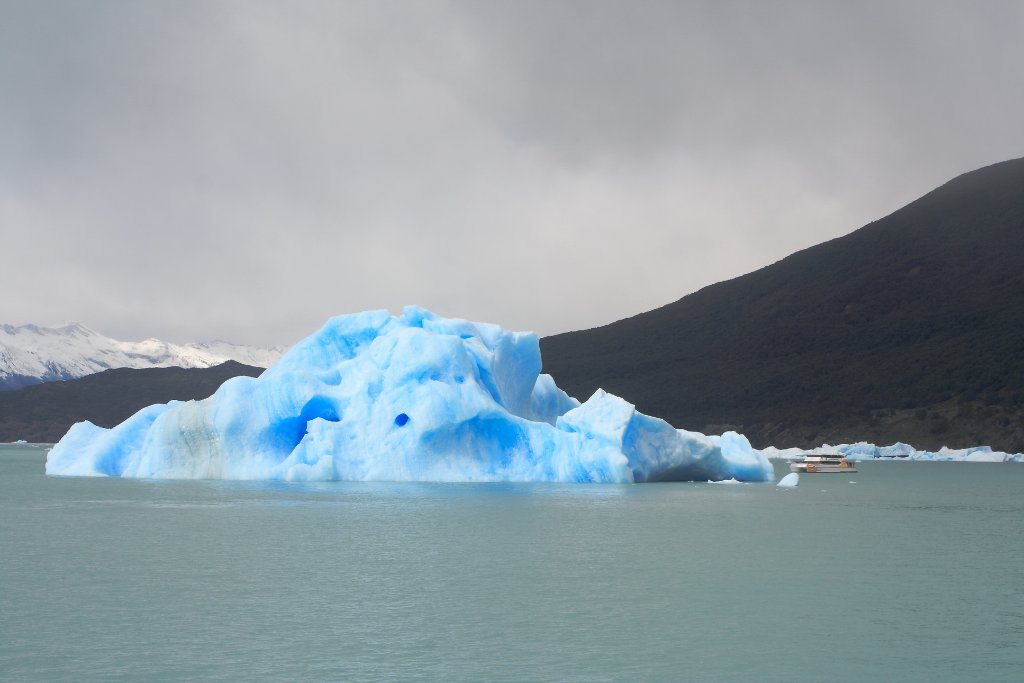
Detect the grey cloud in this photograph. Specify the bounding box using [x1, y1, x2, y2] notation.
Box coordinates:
[2, 0, 1022, 346]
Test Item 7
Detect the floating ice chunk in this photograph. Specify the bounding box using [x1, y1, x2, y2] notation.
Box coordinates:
[963, 451, 1006, 463]
[777, 473, 799, 487]
[878, 442, 915, 458]
[46, 307, 775, 483]
[764, 440, 1022, 463]
[759, 446, 806, 460]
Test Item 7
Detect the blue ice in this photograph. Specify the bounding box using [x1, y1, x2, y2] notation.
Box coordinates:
[46, 307, 775, 483]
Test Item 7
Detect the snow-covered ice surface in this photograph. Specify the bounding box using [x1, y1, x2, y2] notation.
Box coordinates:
[761, 442, 1024, 463]
[46, 308, 774, 483]
[0, 322, 284, 389]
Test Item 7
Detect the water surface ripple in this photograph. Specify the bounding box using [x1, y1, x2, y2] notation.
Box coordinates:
[2, 446, 1022, 682]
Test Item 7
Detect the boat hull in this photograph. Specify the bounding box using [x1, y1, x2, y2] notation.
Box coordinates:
[790, 462, 857, 473]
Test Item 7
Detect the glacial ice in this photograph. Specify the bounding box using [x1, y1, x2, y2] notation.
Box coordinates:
[761, 442, 1024, 463]
[46, 307, 775, 483]
[777, 473, 799, 487]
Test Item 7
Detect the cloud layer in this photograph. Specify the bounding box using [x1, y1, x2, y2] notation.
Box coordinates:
[3, 0, 1022, 345]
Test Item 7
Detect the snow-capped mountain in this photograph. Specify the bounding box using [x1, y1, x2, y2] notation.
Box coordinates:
[0, 322, 285, 390]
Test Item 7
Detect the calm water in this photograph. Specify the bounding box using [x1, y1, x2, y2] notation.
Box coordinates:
[2, 445, 1022, 682]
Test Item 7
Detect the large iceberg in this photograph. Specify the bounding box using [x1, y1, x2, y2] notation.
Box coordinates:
[46, 307, 774, 483]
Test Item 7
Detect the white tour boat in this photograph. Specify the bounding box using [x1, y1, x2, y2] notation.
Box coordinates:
[789, 454, 857, 473]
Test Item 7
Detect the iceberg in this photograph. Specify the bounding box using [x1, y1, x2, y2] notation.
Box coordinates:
[776, 473, 799, 487]
[46, 307, 775, 483]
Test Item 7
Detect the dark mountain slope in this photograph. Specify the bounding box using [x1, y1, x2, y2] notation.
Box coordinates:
[0, 361, 264, 443]
[540, 157, 1024, 451]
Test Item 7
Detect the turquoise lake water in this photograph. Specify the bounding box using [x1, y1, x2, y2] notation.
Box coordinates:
[2, 444, 1022, 682]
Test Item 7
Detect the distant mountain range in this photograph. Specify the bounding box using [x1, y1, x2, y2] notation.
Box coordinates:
[4, 158, 1022, 450]
[0, 322, 284, 390]
[541, 157, 1024, 452]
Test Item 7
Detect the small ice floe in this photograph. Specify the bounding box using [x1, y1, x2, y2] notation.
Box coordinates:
[777, 473, 799, 487]
[710, 478, 743, 484]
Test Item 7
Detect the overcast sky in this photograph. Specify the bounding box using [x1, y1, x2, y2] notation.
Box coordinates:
[2, 0, 1022, 346]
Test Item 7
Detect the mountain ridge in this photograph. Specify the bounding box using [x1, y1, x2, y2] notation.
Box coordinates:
[6, 158, 1022, 450]
[540, 157, 1024, 452]
[0, 321, 284, 390]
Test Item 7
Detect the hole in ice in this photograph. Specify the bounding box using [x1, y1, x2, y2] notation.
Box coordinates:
[394, 413, 410, 427]
[269, 395, 342, 452]
[302, 396, 340, 423]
